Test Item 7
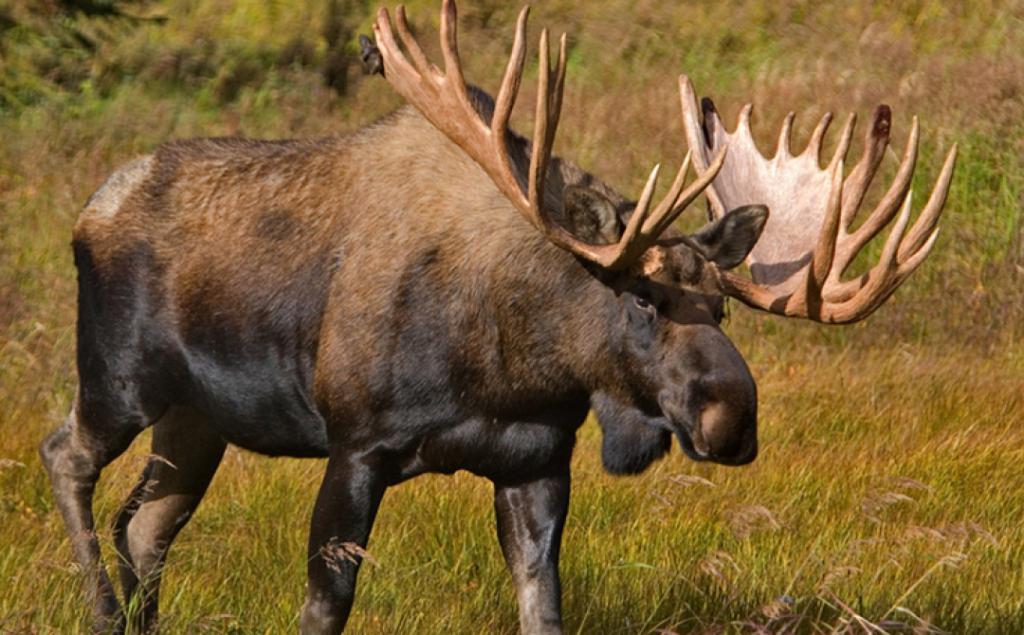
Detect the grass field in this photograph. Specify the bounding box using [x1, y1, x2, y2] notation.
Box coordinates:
[1, 1, 1023, 633]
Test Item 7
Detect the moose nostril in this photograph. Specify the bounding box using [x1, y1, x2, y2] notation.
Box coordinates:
[699, 401, 735, 449]
[699, 401, 727, 433]
[699, 400, 754, 461]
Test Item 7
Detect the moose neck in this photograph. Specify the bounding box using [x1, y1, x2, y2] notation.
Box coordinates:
[465, 240, 627, 414]
[337, 108, 632, 417]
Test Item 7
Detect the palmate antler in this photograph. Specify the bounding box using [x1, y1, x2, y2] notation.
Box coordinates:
[679, 76, 957, 323]
[373, 0, 726, 271]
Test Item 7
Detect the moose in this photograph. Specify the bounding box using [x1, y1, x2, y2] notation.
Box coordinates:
[40, 1, 956, 633]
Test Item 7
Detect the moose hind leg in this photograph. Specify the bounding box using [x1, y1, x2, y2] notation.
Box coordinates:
[113, 406, 226, 632]
[39, 399, 147, 631]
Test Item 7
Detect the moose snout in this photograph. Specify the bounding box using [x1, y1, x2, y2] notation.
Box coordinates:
[659, 329, 758, 466]
[659, 388, 757, 466]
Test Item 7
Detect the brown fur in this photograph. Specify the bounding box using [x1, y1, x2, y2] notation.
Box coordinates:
[74, 105, 639, 411]
[50, 92, 763, 633]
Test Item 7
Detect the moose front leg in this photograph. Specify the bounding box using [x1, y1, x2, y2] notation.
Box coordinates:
[300, 450, 386, 635]
[493, 469, 571, 635]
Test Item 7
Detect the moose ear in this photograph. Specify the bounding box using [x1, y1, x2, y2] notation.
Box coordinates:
[563, 185, 622, 245]
[690, 205, 769, 270]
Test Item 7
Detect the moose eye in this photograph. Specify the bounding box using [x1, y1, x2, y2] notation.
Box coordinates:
[634, 296, 654, 311]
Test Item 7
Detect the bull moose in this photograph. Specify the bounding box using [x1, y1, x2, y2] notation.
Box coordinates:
[40, 1, 956, 633]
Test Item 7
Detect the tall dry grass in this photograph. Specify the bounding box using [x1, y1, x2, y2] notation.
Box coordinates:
[1, 0, 1023, 633]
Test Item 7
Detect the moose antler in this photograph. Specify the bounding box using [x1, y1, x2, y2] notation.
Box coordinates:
[373, 1, 726, 271]
[679, 76, 957, 323]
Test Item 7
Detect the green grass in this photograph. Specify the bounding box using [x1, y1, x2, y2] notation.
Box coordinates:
[1, 0, 1023, 633]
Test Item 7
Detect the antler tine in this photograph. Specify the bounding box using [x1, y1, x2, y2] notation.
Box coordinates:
[575, 71, 727, 265]
[737, 103, 754, 140]
[546, 32, 568, 151]
[809, 160, 845, 291]
[895, 227, 941, 281]
[881, 189, 915, 270]
[648, 148, 727, 240]
[839, 105, 892, 231]
[842, 116, 918, 262]
[634, 165, 662, 219]
[491, 7, 528, 141]
[832, 190, 914, 309]
[664, 151, 692, 207]
[640, 152, 690, 237]
[776, 112, 795, 158]
[842, 225, 942, 319]
[375, 7, 419, 81]
[731, 182, 918, 321]
[439, 0, 467, 92]
[899, 143, 957, 260]
[528, 27, 559, 214]
[394, 6, 436, 78]
[580, 165, 660, 270]
[827, 113, 856, 173]
[806, 112, 833, 161]
[628, 165, 662, 240]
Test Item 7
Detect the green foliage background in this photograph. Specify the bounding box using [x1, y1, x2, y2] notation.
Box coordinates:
[1, 1, 1022, 633]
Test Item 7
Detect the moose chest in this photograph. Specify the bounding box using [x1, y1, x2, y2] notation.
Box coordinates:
[312, 313, 590, 483]
[386, 402, 589, 483]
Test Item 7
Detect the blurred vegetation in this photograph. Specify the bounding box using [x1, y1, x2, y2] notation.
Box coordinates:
[1, 0, 1023, 633]
[0, 0, 382, 109]
[2, 0, 1021, 346]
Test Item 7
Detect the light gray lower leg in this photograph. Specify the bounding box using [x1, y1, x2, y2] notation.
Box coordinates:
[494, 471, 570, 635]
[40, 403, 134, 631]
[113, 407, 225, 632]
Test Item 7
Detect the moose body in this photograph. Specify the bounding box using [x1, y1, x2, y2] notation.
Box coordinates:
[41, 2, 955, 633]
[47, 103, 757, 634]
